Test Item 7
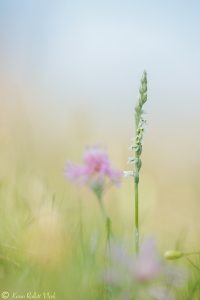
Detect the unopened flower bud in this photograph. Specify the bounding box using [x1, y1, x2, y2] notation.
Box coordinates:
[164, 250, 184, 260]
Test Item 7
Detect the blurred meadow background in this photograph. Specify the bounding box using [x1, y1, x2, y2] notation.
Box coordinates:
[0, 0, 200, 299]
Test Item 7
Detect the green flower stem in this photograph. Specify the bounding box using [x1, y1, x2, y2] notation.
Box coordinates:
[134, 180, 139, 253]
[184, 251, 200, 256]
[97, 195, 112, 246]
[186, 257, 200, 272]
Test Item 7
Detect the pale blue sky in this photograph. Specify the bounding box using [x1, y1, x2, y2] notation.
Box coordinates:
[0, 0, 200, 132]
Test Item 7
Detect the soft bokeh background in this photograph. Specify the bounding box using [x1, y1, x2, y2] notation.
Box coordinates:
[0, 0, 200, 282]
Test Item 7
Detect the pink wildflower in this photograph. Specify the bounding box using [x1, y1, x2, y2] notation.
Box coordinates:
[65, 146, 122, 193]
[103, 237, 186, 298]
[132, 238, 162, 282]
[106, 238, 162, 285]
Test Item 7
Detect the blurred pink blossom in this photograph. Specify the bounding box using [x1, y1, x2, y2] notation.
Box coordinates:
[132, 238, 162, 282]
[65, 146, 122, 194]
[103, 237, 186, 298]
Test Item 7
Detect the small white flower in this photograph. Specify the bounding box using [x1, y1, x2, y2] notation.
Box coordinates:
[123, 171, 135, 177]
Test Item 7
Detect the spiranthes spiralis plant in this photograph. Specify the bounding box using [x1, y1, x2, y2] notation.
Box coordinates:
[124, 71, 148, 253]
